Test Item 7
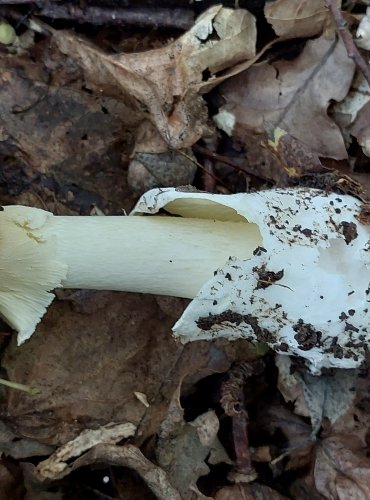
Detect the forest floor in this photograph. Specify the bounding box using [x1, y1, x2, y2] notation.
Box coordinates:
[0, 1, 370, 499]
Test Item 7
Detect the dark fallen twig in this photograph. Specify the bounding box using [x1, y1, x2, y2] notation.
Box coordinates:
[325, 0, 370, 88]
[202, 158, 217, 192]
[0, 0, 34, 3]
[37, 5, 194, 30]
[220, 362, 256, 479]
[175, 148, 233, 192]
[193, 144, 273, 184]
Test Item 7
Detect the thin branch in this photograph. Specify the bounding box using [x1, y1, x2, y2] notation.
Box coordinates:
[193, 144, 273, 184]
[325, 0, 370, 88]
[175, 148, 233, 192]
[0, 0, 34, 3]
[220, 363, 255, 476]
[38, 5, 194, 30]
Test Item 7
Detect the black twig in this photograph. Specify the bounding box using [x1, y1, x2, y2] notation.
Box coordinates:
[38, 5, 194, 30]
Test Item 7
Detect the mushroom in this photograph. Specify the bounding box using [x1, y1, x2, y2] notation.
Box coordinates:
[1, 187, 369, 373]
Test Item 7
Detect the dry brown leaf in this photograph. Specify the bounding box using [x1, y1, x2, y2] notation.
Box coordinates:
[333, 72, 370, 158]
[356, 7, 370, 50]
[27, 443, 181, 499]
[44, 6, 256, 152]
[264, 0, 335, 39]
[0, 421, 54, 459]
[275, 355, 311, 418]
[276, 356, 358, 436]
[331, 367, 370, 449]
[0, 462, 24, 500]
[215, 483, 290, 500]
[351, 172, 370, 201]
[276, 367, 370, 498]
[156, 386, 230, 499]
[215, 35, 355, 160]
[262, 127, 327, 186]
[0, 54, 134, 176]
[350, 102, 370, 158]
[290, 474, 327, 500]
[301, 371, 357, 436]
[314, 435, 370, 499]
[263, 405, 314, 471]
[299, 370, 370, 499]
[127, 150, 197, 195]
[1, 292, 229, 447]
[37, 422, 136, 480]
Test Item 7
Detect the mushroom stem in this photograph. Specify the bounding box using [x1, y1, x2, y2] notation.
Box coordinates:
[43, 215, 257, 298]
[0, 204, 259, 344]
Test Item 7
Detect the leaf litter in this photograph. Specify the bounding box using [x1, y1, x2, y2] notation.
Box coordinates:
[0, 1, 370, 498]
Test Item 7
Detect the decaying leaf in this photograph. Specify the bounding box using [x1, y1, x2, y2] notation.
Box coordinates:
[0, 462, 23, 500]
[28, 442, 181, 499]
[264, 0, 335, 39]
[276, 356, 357, 436]
[263, 405, 314, 472]
[302, 371, 357, 436]
[127, 149, 197, 195]
[349, 101, 370, 158]
[275, 355, 311, 418]
[37, 422, 136, 479]
[1, 292, 230, 447]
[43, 5, 257, 152]
[314, 435, 370, 499]
[289, 474, 329, 500]
[265, 127, 324, 181]
[156, 384, 231, 499]
[356, 7, 370, 50]
[214, 35, 355, 160]
[0, 54, 135, 176]
[215, 483, 290, 499]
[264, 360, 370, 497]
[334, 72, 370, 158]
[335, 72, 370, 125]
[262, 127, 364, 198]
[0, 421, 54, 460]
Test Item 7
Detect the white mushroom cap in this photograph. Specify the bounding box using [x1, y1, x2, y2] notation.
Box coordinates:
[133, 188, 370, 373]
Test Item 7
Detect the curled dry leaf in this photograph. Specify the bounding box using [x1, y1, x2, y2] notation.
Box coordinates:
[37, 422, 136, 480]
[276, 356, 358, 436]
[347, 101, 370, 159]
[334, 72, 370, 158]
[32, 443, 181, 499]
[275, 355, 311, 418]
[46, 5, 256, 152]
[215, 483, 290, 500]
[214, 35, 355, 160]
[356, 7, 370, 50]
[314, 435, 370, 499]
[263, 405, 314, 471]
[301, 370, 358, 437]
[264, 0, 335, 39]
[156, 385, 230, 499]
